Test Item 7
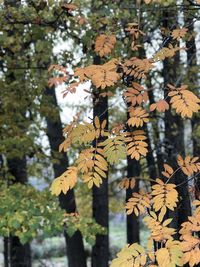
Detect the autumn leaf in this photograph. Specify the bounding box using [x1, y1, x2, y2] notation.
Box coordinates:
[124, 130, 148, 160]
[177, 155, 200, 176]
[71, 122, 96, 144]
[153, 44, 180, 61]
[59, 116, 79, 152]
[76, 16, 87, 25]
[94, 116, 108, 138]
[128, 107, 149, 127]
[119, 177, 130, 190]
[123, 57, 154, 80]
[144, 212, 176, 242]
[172, 28, 188, 40]
[99, 135, 126, 164]
[179, 202, 200, 266]
[75, 59, 120, 89]
[50, 167, 78, 196]
[167, 84, 200, 118]
[119, 177, 136, 190]
[59, 138, 72, 153]
[150, 100, 169, 112]
[48, 76, 69, 88]
[126, 191, 151, 216]
[76, 148, 108, 189]
[125, 23, 145, 51]
[125, 23, 145, 40]
[123, 82, 149, 106]
[61, 82, 79, 98]
[161, 163, 174, 179]
[110, 243, 147, 267]
[156, 240, 183, 267]
[192, 199, 200, 215]
[94, 34, 116, 57]
[151, 178, 178, 213]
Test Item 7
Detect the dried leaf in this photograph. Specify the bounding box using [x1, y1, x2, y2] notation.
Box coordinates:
[95, 34, 116, 57]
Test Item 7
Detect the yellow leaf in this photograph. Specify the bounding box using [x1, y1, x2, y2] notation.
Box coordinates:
[177, 155, 200, 176]
[76, 148, 107, 189]
[158, 206, 167, 222]
[164, 164, 173, 174]
[156, 248, 170, 267]
[94, 116, 100, 128]
[110, 243, 146, 267]
[126, 191, 151, 216]
[144, 214, 176, 242]
[50, 167, 77, 196]
[152, 179, 178, 212]
[128, 107, 149, 127]
[72, 122, 96, 144]
[168, 84, 200, 118]
[99, 135, 126, 164]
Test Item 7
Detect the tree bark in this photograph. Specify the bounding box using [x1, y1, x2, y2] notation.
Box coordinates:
[4, 237, 9, 267]
[92, 55, 109, 267]
[45, 87, 87, 267]
[162, 10, 191, 231]
[126, 158, 140, 244]
[5, 157, 32, 267]
[145, 78, 163, 178]
[184, 1, 200, 199]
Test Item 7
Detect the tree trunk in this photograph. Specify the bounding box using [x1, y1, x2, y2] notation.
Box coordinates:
[146, 79, 163, 177]
[144, 124, 158, 180]
[126, 158, 140, 244]
[10, 237, 31, 267]
[184, 1, 200, 199]
[6, 157, 32, 267]
[162, 10, 191, 231]
[92, 55, 109, 267]
[4, 237, 9, 267]
[45, 87, 87, 267]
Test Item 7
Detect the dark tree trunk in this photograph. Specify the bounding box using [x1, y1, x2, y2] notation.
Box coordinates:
[144, 74, 160, 179]
[10, 237, 31, 267]
[45, 87, 87, 267]
[3, 236, 31, 267]
[92, 55, 109, 267]
[126, 158, 140, 244]
[4, 237, 9, 267]
[140, 44, 163, 177]
[125, 104, 140, 244]
[184, 1, 200, 199]
[192, 118, 200, 200]
[162, 10, 191, 231]
[144, 124, 158, 180]
[147, 85, 163, 176]
[6, 158, 32, 267]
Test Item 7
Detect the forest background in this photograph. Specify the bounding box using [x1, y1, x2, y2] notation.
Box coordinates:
[0, 0, 200, 267]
